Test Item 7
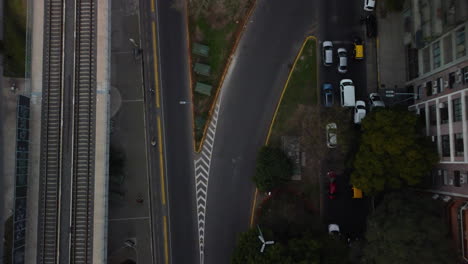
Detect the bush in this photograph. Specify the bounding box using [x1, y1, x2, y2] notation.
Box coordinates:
[252, 146, 292, 192]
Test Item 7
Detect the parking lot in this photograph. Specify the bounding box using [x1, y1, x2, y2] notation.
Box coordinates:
[317, 0, 377, 238]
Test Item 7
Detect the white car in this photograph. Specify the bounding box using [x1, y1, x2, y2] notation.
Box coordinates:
[322, 41, 333, 66]
[337, 48, 348, 74]
[326, 123, 337, 148]
[328, 224, 340, 235]
[369, 93, 385, 109]
[340, 79, 356, 107]
[364, 0, 376, 11]
[354, 100, 367, 124]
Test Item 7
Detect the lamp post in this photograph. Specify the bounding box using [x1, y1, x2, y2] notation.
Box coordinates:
[128, 38, 142, 58]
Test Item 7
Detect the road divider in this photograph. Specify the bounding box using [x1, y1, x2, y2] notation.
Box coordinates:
[250, 36, 318, 227]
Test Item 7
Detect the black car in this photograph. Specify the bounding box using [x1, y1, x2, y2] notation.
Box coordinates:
[364, 15, 377, 38]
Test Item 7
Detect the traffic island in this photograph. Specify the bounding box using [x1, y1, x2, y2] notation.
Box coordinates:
[250, 37, 320, 227]
[187, 0, 255, 151]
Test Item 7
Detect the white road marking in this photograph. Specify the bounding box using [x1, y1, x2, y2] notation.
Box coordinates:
[193, 100, 221, 264]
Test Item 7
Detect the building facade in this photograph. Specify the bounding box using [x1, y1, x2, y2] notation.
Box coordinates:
[403, 1, 468, 261]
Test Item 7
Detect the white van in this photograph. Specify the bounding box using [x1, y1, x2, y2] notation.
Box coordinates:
[322, 41, 333, 66]
[340, 79, 356, 107]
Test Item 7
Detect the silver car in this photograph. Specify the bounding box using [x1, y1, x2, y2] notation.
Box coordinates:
[326, 123, 337, 148]
[337, 48, 348, 74]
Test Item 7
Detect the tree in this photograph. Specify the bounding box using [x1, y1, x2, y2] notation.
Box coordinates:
[362, 191, 458, 264]
[350, 109, 438, 194]
[231, 228, 291, 264]
[252, 146, 293, 192]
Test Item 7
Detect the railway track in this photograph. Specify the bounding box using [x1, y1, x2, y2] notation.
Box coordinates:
[70, 0, 96, 262]
[39, 0, 96, 262]
[38, 0, 65, 262]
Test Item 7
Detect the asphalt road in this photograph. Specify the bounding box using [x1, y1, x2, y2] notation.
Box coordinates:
[318, 0, 370, 101]
[139, 0, 199, 263]
[318, 0, 373, 238]
[203, 0, 316, 262]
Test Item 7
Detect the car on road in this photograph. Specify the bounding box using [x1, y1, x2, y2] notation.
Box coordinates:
[364, 0, 376, 11]
[364, 14, 377, 38]
[352, 186, 363, 199]
[340, 79, 356, 107]
[328, 224, 340, 235]
[369, 93, 385, 109]
[323, 83, 334, 107]
[353, 36, 364, 60]
[354, 100, 367, 124]
[326, 123, 337, 148]
[322, 41, 333, 66]
[337, 48, 348, 73]
[328, 171, 337, 199]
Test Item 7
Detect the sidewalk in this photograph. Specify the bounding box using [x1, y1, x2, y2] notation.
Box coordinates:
[375, 4, 407, 93]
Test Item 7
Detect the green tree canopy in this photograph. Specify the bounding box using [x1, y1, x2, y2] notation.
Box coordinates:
[351, 109, 438, 194]
[363, 191, 458, 264]
[253, 146, 293, 192]
[232, 227, 349, 264]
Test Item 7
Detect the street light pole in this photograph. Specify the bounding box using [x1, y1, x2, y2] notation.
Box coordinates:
[128, 38, 142, 58]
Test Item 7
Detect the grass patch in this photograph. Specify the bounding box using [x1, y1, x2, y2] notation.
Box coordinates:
[268, 38, 318, 146]
[188, 0, 253, 149]
[3, 0, 27, 77]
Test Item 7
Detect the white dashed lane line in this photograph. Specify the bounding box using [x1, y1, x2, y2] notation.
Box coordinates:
[194, 100, 221, 264]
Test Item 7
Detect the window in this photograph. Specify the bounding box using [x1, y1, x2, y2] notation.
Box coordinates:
[449, 72, 456, 88]
[441, 169, 450, 185]
[433, 41, 441, 69]
[454, 171, 461, 187]
[455, 133, 464, 157]
[437, 77, 443, 93]
[416, 85, 422, 99]
[456, 27, 466, 59]
[429, 104, 437, 125]
[440, 103, 448, 124]
[426, 81, 432, 96]
[463, 66, 468, 84]
[453, 98, 462, 122]
[442, 135, 450, 157]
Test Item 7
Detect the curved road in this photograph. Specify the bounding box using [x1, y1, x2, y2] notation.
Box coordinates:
[202, 0, 316, 262]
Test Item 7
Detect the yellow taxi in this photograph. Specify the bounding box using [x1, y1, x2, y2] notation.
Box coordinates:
[353, 37, 364, 60]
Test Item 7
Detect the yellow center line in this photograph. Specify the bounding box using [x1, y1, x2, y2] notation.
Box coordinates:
[150, 0, 155, 12]
[157, 116, 166, 205]
[163, 216, 169, 264]
[249, 189, 258, 227]
[152, 22, 161, 108]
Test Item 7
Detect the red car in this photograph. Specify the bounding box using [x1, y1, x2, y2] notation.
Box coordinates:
[327, 171, 337, 199]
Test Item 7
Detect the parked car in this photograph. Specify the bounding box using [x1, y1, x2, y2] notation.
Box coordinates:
[364, 0, 376, 11]
[322, 41, 333, 66]
[354, 100, 367, 124]
[364, 14, 377, 38]
[328, 171, 337, 199]
[326, 123, 337, 148]
[369, 93, 385, 109]
[340, 79, 356, 107]
[328, 224, 340, 235]
[323, 83, 334, 107]
[337, 48, 348, 73]
[328, 181, 337, 199]
[352, 186, 363, 199]
[353, 36, 364, 60]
